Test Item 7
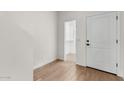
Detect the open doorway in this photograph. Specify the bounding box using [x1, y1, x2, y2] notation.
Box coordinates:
[64, 20, 76, 62]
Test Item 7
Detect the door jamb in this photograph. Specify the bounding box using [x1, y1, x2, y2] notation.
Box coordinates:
[116, 12, 121, 77]
[64, 20, 77, 61]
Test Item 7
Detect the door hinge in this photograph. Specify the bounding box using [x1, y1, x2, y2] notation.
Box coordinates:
[116, 40, 118, 44]
[116, 16, 118, 20]
[116, 63, 118, 68]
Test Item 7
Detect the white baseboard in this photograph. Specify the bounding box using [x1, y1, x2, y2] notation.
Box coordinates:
[33, 58, 57, 70]
[56, 56, 64, 60]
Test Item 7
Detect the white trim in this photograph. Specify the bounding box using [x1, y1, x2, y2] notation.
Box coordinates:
[33, 58, 57, 70]
[57, 57, 64, 61]
[116, 12, 122, 77]
[85, 16, 88, 67]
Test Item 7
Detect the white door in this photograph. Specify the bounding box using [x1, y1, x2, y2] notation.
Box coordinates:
[86, 12, 117, 74]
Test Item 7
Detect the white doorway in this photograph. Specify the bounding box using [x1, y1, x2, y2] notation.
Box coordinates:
[64, 20, 76, 62]
[86, 12, 118, 74]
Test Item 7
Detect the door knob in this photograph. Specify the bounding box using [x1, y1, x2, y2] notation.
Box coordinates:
[86, 43, 90, 46]
[87, 40, 89, 42]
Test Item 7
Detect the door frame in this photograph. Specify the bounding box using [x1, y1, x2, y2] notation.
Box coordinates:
[64, 20, 77, 61]
[85, 12, 121, 76]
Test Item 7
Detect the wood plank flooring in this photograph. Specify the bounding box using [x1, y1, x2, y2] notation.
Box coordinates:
[33, 60, 123, 81]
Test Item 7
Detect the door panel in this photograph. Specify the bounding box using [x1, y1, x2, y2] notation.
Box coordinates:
[87, 12, 117, 74]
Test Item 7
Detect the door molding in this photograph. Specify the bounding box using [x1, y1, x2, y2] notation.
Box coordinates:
[116, 12, 121, 77]
[85, 12, 121, 76]
[64, 20, 77, 61]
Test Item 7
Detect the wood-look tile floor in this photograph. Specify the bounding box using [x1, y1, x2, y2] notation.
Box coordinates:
[33, 60, 123, 81]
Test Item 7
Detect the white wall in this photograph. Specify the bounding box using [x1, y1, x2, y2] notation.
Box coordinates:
[9, 11, 57, 69]
[0, 12, 33, 80]
[0, 11, 57, 80]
